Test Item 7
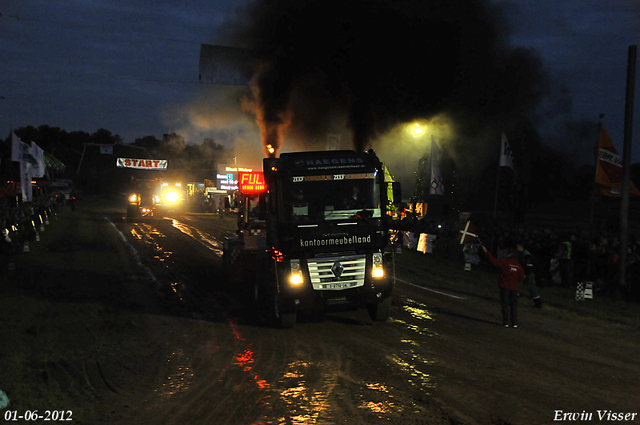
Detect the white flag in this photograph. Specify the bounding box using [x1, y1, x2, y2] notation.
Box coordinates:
[30, 142, 45, 178]
[11, 132, 22, 162]
[20, 144, 33, 202]
[499, 133, 515, 170]
[430, 136, 444, 195]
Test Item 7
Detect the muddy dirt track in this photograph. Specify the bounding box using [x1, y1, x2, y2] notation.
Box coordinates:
[11, 199, 640, 425]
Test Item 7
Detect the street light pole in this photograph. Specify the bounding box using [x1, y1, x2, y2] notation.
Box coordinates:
[619, 45, 637, 291]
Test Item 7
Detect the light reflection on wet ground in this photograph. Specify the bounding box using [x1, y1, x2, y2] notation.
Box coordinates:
[229, 320, 270, 391]
[388, 352, 435, 390]
[403, 298, 434, 321]
[171, 219, 224, 257]
[221, 297, 439, 423]
[390, 317, 438, 337]
[391, 298, 439, 338]
[130, 224, 173, 264]
[389, 298, 438, 394]
[156, 349, 194, 397]
[359, 382, 400, 415]
[276, 358, 337, 425]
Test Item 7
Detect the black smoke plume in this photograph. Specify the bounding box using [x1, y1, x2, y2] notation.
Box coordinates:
[226, 0, 548, 155]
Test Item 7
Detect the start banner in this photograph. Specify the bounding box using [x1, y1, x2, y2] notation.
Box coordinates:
[117, 158, 168, 170]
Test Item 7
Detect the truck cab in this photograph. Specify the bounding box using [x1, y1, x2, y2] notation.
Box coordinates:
[224, 150, 398, 328]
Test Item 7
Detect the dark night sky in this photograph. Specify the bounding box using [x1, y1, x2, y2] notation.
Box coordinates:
[1, 0, 639, 167]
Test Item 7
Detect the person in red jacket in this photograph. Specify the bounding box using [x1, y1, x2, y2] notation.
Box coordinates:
[480, 242, 525, 328]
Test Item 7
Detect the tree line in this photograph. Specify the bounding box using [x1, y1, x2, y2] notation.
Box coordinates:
[2, 125, 232, 193]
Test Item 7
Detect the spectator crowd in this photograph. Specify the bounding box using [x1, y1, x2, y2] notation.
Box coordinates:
[393, 214, 640, 303]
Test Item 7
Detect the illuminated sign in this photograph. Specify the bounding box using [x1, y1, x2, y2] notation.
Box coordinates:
[239, 172, 266, 194]
[216, 164, 254, 192]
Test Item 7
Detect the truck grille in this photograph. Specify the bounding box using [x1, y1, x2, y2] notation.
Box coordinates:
[307, 255, 366, 291]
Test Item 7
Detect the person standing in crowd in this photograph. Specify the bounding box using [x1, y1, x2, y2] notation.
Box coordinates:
[557, 233, 576, 287]
[516, 242, 542, 308]
[480, 241, 525, 328]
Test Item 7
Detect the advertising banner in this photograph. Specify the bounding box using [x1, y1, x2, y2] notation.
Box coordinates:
[116, 158, 168, 170]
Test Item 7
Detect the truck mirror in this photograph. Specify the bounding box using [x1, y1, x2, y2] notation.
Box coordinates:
[392, 182, 402, 205]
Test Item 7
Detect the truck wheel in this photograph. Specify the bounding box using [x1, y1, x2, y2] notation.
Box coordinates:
[367, 297, 391, 322]
[280, 312, 297, 329]
[272, 293, 296, 328]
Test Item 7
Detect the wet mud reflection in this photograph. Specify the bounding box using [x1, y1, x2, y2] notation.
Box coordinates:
[359, 382, 400, 415]
[276, 358, 337, 425]
[388, 298, 439, 394]
[388, 352, 435, 390]
[130, 224, 173, 266]
[156, 349, 194, 397]
[403, 299, 434, 321]
[229, 320, 270, 391]
[391, 298, 439, 337]
[171, 219, 224, 257]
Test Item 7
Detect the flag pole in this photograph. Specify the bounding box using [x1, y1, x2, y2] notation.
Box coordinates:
[493, 136, 501, 218]
[589, 117, 604, 237]
[429, 135, 434, 202]
[619, 44, 637, 292]
[586, 117, 603, 280]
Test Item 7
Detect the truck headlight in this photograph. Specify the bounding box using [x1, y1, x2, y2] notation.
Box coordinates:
[129, 193, 137, 203]
[165, 191, 179, 203]
[289, 259, 304, 286]
[372, 252, 384, 278]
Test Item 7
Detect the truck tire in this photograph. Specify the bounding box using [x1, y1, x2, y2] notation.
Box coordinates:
[272, 292, 297, 328]
[280, 312, 297, 329]
[367, 297, 391, 322]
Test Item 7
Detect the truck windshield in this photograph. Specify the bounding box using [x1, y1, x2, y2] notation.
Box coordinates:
[136, 181, 159, 193]
[284, 174, 380, 222]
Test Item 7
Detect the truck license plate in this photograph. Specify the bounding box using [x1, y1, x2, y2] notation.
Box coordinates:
[323, 282, 353, 290]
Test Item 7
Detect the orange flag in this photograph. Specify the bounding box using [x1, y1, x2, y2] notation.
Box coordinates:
[596, 126, 640, 197]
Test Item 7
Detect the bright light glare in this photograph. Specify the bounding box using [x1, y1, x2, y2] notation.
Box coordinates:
[267, 144, 275, 154]
[165, 191, 179, 203]
[129, 194, 137, 203]
[372, 267, 385, 278]
[289, 272, 303, 285]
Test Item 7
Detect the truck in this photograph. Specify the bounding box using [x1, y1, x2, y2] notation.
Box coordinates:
[223, 149, 400, 328]
[126, 178, 183, 219]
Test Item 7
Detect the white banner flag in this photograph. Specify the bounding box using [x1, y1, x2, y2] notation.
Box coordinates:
[116, 158, 168, 170]
[11, 132, 22, 162]
[499, 133, 515, 170]
[30, 142, 45, 178]
[20, 144, 33, 202]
